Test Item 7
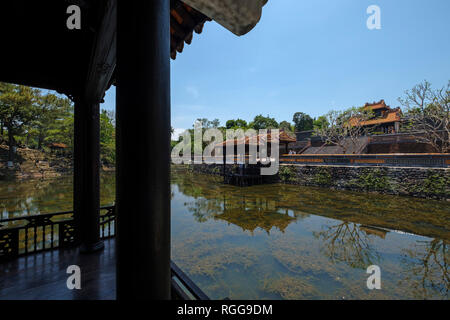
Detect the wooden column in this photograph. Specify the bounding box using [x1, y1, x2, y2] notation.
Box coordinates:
[73, 97, 84, 247]
[116, 0, 171, 299]
[74, 97, 104, 253]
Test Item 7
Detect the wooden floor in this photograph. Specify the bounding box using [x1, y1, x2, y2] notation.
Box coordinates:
[0, 239, 116, 300]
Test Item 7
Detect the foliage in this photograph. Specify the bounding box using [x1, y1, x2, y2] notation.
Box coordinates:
[410, 171, 449, 197]
[226, 119, 248, 129]
[313, 167, 332, 186]
[313, 115, 329, 130]
[0, 82, 115, 166]
[100, 110, 116, 166]
[0, 83, 39, 160]
[313, 106, 374, 154]
[398, 80, 449, 153]
[30, 92, 72, 149]
[292, 112, 313, 132]
[278, 166, 297, 183]
[279, 120, 293, 133]
[195, 118, 220, 129]
[249, 114, 279, 130]
[351, 168, 390, 191]
[45, 113, 74, 150]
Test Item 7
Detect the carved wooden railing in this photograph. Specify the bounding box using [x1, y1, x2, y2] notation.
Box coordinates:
[0, 206, 115, 261]
[0, 205, 209, 299]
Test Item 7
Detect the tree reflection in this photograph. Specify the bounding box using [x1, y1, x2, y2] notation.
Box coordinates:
[314, 222, 380, 269]
[400, 239, 449, 299]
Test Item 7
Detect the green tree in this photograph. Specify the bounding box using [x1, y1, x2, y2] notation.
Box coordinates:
[31, 92, 73, 149]
[249, 114, 279, 130]
[292, 112, 313, 132]
[279, 120, 293, 132]
[99, 109, 116, 166]
[195, 118, 220, 129]
[0, 83, 39, 162]
[226, 119, 236, 129]
[313, 115, 329, 130]
[226, 118, 248, 129]
[45, 111, 74, 151]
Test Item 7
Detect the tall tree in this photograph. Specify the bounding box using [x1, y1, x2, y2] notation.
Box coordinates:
[292, 112, 313, 132]
[398, 80, 449, 153]
[314, 107, 373, 154]
[279, 120, 293, 132]
[226, 118, 247, 129]
[313, 115, 329, 130]
[46, 112, 74, 151]
[100, 109, 116, 165]
[0, 83, 39, 162]
[31, 92, 72, 149]
[195, 118, 220, 129]
[249, 114, 279, 130]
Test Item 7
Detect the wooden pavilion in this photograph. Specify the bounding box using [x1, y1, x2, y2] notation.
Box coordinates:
[0, 0, 268, 300]
[215, 130, 296, 162]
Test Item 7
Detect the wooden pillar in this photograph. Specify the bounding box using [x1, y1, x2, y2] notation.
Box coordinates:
[74, 97, 103, 253]
[116, 0, 171, 299]
[73, 97, 84, 246]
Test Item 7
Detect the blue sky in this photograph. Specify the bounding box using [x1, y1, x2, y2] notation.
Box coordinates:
[102, 0, 450, 136]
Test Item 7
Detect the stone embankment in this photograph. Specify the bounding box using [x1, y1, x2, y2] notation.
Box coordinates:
[188, 163, 450, 201]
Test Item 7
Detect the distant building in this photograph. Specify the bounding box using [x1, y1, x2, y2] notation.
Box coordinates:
[215, 130, 296, 158]
[359, 100, 402, 134]
[292, 100, 435, 154]
[48, 142, 68, 154]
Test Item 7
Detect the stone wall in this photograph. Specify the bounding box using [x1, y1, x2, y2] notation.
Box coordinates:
[278, 164, 450, 200]
[0, 145, 73, 180]
[190, 163, 234, 176]
[189, 163, 450, 201]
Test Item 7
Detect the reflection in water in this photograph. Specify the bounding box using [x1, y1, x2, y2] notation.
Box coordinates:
[0, 167, 449, 299]
[0, 174, 115, 219]
[170, 166, 449, 299]
[313, 222, 381, 269]
[400, 239, 449, 299]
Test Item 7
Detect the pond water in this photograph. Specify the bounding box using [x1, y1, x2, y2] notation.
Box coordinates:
[0, 167, 449, 299]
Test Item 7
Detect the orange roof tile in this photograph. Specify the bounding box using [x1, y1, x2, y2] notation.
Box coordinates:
[360, 109, 402, 126]
[363, 99, 390, 111]
[215, 131, 296, 147]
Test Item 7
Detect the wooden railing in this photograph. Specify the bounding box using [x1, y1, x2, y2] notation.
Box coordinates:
[0, 206, 114, 261]
[0, 205, 209, 300]
[171, 261, 210, 300]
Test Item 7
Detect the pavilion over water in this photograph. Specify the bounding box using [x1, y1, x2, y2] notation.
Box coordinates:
[0, 0, 268, 300]
[215, 130, 297, 161]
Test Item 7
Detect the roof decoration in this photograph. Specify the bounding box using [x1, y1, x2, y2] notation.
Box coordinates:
[360, 100, 402, 126]
[171, 1, 212, 59]
[182, 0, 268, 36]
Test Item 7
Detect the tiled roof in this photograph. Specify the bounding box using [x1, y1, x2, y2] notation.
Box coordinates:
[360, 109, 402, 126]
[350, 99, 403, 126]
[363, 99, 390, 111]
[216, 131, 296, 147]
[48, 143, 68, 149]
